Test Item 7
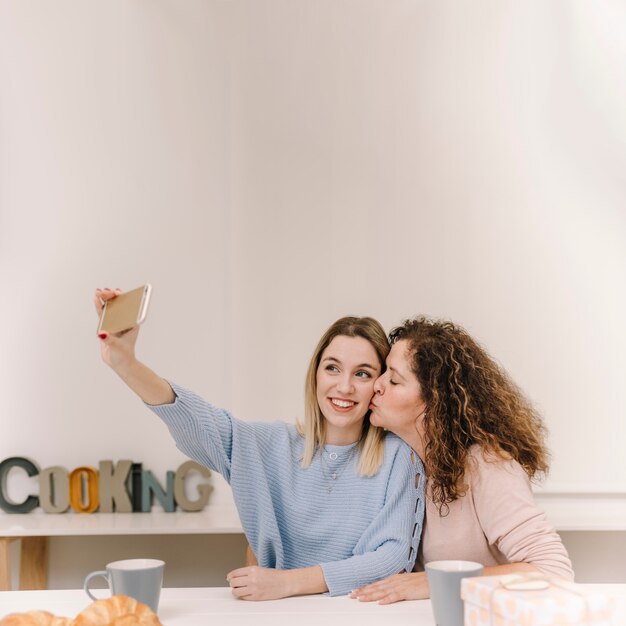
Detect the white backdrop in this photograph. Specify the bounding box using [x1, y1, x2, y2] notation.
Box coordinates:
[1, 0, 625, 586]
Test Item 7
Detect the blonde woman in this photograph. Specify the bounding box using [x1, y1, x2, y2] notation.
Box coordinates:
[95, 289, 425, 600]
[353, 316, 573, 604]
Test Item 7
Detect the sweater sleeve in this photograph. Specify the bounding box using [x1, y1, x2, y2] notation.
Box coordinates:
[470, 451, 574, 580]
[320, 442, 426, 596]
[145, 382, 236, 482]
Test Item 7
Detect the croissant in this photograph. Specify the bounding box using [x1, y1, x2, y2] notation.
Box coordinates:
[0, 596, 161, 626]
[0, 612, 72, 626]
[73, 596, 161, 626]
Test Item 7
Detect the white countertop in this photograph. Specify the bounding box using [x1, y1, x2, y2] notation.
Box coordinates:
[533, 492, 626, 531]
[2, 491, 625, 537]
[0, 506, 243, 537]
[1, 586, 625, 626]
[0, 491, 626, 537]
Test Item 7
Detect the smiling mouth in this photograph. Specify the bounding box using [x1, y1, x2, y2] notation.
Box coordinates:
[330, 398, 356, 410]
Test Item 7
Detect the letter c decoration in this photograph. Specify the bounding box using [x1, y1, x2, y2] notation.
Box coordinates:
[0, 457, 40, 513]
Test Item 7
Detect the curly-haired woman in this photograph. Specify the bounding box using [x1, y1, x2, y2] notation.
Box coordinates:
[352, 316, 573, 604]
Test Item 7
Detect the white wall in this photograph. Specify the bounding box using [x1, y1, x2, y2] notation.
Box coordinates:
[227, 0, 626, 495]
[0, 0, 234, 495]
[1, 1, 625, 586]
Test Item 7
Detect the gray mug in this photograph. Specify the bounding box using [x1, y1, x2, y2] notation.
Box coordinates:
[84, 558, 165, 613]
[425, 560, 484, 626]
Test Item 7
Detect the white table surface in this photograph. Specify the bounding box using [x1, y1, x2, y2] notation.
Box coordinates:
[1, 586, 625, 626]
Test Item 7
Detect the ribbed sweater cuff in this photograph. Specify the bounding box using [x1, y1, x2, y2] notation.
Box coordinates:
[320, 561, 356, 597]
[145, 383, 194, 437]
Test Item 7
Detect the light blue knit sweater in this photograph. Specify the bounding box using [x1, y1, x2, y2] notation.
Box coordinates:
[148, 383, 425, 596]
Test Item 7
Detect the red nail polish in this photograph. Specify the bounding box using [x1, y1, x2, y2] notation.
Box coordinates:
[98, 333, 108, 339]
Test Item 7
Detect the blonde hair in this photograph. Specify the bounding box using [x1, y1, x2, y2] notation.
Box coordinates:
[298, 316, 390, 476]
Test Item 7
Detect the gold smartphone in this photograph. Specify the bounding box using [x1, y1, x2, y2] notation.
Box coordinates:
[97, 284, 152, 335]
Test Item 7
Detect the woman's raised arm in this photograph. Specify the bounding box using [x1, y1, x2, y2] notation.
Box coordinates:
[95, 288, 174, 406]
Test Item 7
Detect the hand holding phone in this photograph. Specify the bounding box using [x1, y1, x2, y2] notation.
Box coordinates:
[97, 284, 152, 335]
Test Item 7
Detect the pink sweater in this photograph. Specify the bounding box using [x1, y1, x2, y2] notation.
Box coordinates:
[415, 447, 574, 580]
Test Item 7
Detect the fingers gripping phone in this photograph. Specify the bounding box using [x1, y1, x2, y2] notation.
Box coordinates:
[97, 284, 152, 335]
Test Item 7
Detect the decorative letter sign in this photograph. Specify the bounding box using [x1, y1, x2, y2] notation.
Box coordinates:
[39, 466, 70, 514]
[142, 471, 176, 513]
[98, 460, 132, 513]
[173, 460, 212, 512]
[0, 457, 40, 513]
[69, 467, 99, 513]
[0, 458, 212, 514]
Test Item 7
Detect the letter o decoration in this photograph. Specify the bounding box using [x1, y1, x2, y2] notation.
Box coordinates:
[69, 466, 99, 513]
[39, 466, 70, 514]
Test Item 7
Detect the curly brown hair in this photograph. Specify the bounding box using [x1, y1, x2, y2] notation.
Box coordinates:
[389, 316, 549, 513]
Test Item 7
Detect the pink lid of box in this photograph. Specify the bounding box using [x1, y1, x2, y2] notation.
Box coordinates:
[461, 575, 613, 626]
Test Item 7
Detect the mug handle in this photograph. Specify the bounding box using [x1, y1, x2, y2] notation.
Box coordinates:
[84, 570, 109, 602]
